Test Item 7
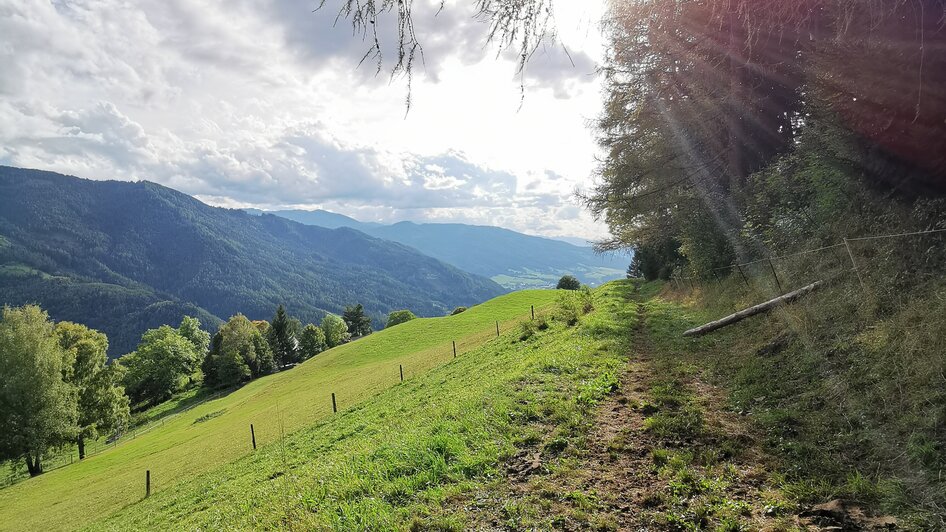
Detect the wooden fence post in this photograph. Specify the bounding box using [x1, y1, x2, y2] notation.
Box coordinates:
[767, 258, 783, 292]
[735, 264, 750, 287]
[843, 238, 866, 288]
[530, 305, 535, 320]
[452, 341, 457, 358]
[146, 470, 151, 498]
[496, 321, 500, 337]
[331, 393, 337, 413]
[399, 364, 404, 382]
[250, 424, 256, 450]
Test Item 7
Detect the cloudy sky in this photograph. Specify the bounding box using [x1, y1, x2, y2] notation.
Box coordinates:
[0, 0, 609, 241]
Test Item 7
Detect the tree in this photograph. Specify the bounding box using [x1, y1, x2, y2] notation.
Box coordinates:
[321, 313, 350, 348]
[556, 275, 581, 290]
[178, 316, 211, 360]
[56, 322, 130, 460]
[386, 310, 417, 328]
[299, 324, 327, 360]
[0, 306, 78, 476]
[342, 304, 372, 338]
[267, 305, 300, 367]
[202, 314, 274, 389]
[120, 325, 201, 406]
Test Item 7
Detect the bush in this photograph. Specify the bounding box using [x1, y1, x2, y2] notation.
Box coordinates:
[450, 307, 467, 316]
[553, 287, 595, 326]
[386, 310, 417, 328]
[518, 314, 549, 341]
[556, 275, 581, 290]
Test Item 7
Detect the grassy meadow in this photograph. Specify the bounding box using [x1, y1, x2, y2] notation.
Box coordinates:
[0, 289, 563, 531]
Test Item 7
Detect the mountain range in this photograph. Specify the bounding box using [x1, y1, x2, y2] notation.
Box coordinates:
[251, 209, 627, 289]
[0, 167, 505, 357]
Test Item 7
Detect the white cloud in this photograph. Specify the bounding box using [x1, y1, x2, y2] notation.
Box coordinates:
[0, 0, 609, 240]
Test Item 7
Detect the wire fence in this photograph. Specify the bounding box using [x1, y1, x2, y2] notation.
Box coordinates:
[1, 305, 553, 490]
[671, 227, 946, 297]
[1, 386, 236, 489]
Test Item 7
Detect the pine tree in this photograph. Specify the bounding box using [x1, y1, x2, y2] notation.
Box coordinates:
[342, 304, 372, 338]
[267, 305, 299, 367]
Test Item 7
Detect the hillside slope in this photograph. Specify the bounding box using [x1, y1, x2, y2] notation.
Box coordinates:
[265, 209, 627, 289]
[0, 289, 561, 531]
[0, 167, 506, 355]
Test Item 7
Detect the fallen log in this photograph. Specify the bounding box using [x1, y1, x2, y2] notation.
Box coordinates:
[683, 280, 825, 337]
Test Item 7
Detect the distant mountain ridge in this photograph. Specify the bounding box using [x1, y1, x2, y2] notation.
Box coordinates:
[256, 209, 627, 289]
[0, 167, 506, 356]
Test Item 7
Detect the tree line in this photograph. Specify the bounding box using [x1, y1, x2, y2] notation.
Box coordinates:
[0, 302, 417, 476]
[584, 0, 944, 285]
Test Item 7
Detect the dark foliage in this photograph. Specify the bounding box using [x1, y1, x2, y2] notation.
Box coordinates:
[267, 305, 300, 367]
[385, 309, 416, 328]
[342, 304, 372, 338]
[555, 275, 581, 290]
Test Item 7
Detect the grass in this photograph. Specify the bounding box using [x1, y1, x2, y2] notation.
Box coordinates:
[0, 289, 561, 531]
[639, 276, 946, 528]
[84, 285, 626, 530]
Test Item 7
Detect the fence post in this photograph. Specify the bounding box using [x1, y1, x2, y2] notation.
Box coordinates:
[767, 258, 783, 292]
[331, 393, 337, 413]
[452, 340, 457, 358]
[146, 470, 151, 498]
[530, 305, 535, 320]
[399, 364, 404, 382]
[250, 424, 256, 450]
[843, 238, 866, 288]
[735, 264, 750, 287]
[496, 321, 500, 337]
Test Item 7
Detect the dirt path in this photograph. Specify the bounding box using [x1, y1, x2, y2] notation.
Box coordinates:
[455, 287, 898, 531]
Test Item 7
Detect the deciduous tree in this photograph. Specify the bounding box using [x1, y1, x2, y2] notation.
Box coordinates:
[121, 325, 201, 406]
[299, 324, 327, 360]
[386, 310, 416, 328]
[56, 322, 130, 460]
[321, 313, 350, 348]
[203, 314, 274, 388]
[556, 275, 581, 290]
[0, 306, 78, 476]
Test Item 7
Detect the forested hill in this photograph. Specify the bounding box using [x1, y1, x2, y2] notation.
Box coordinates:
[261, 209, 627, 289]
[0, 166, 506, 357]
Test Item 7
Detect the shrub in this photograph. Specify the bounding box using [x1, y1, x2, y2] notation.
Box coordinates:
[556, 275, 581, 290]
[450, 307, 467, 316]
[386, 310, 417, 328]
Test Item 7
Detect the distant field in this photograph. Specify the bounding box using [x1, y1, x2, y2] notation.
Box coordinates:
[492, 266, 625, 290]
[0, 289, 562, 531]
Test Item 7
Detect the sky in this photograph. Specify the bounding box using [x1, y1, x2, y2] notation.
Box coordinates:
[0, 0, 610, 241]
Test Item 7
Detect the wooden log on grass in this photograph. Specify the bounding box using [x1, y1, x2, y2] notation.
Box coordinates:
[682, 280, 825, 337]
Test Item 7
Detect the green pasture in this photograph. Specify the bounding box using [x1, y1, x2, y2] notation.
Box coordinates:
[0, 289, 562, 531]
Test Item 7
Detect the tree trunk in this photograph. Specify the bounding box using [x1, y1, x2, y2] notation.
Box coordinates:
[682, 280, 824, 337]
[78, 436, 86, 460]
[25, 452, 43, 477]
